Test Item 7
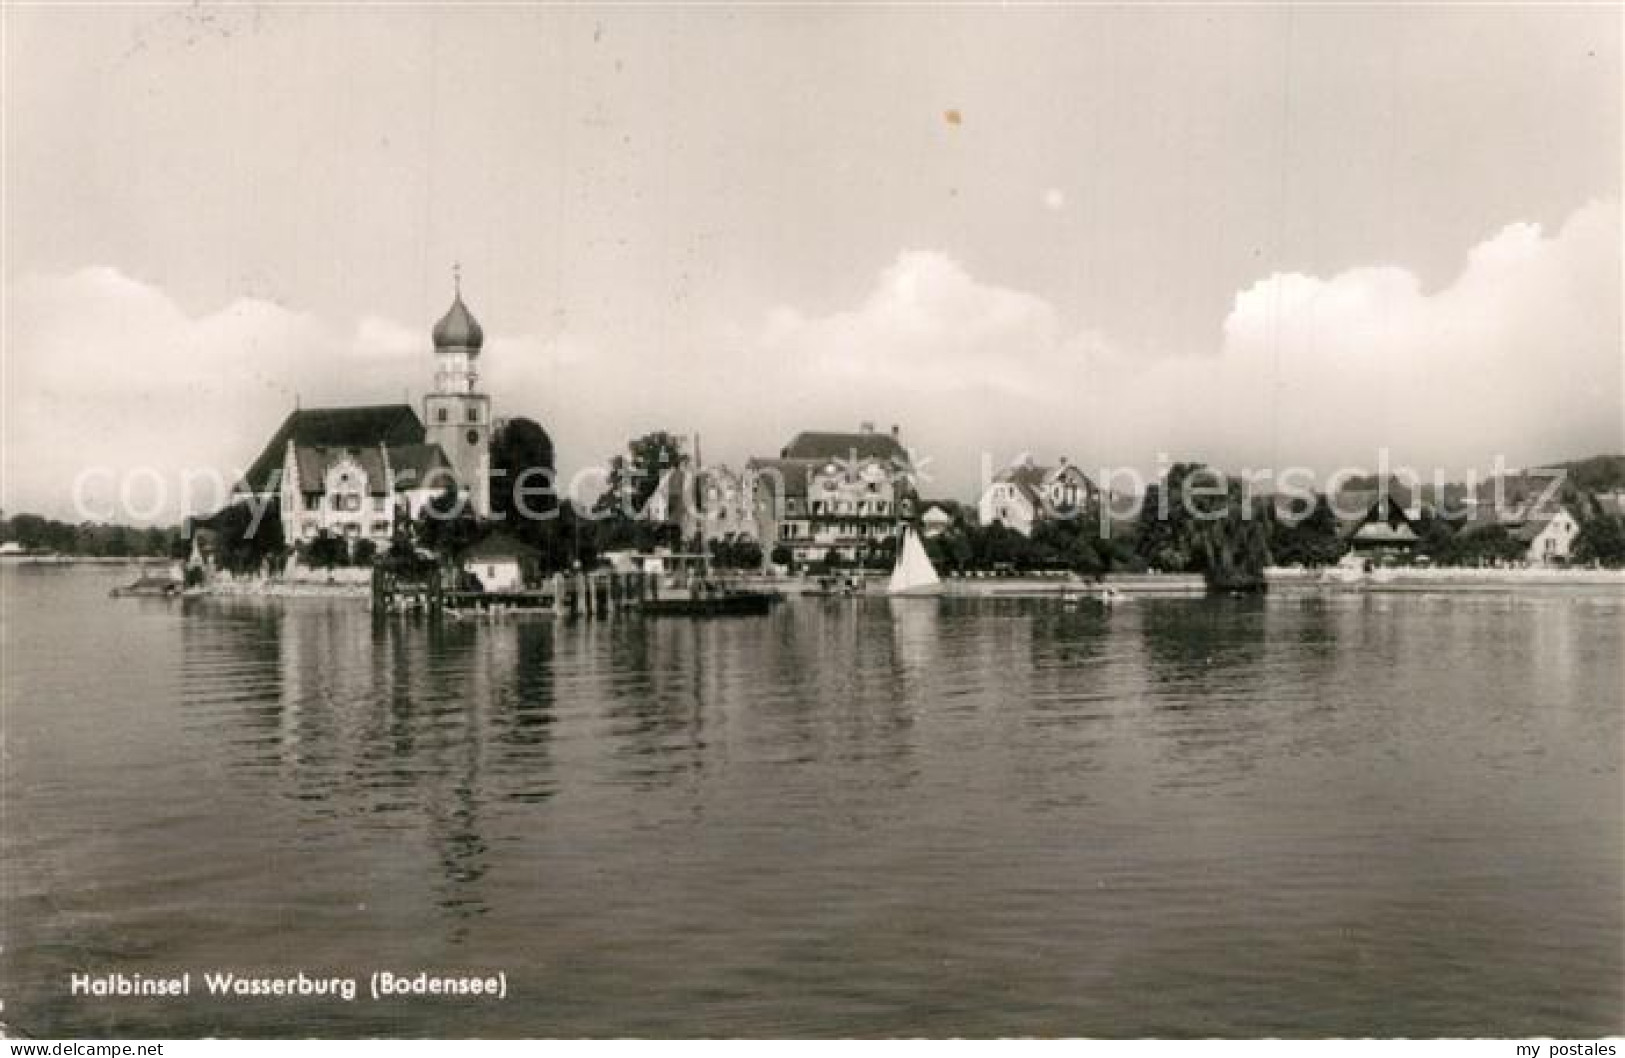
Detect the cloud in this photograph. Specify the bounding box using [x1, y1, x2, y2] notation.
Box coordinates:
[737, 199, 1622, 496]
[3, 268, 422, 521]
[3, 200, 1618, 520]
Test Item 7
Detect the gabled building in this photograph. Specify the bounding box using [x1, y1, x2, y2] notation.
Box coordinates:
[232, 282, 495, 552]
[920, 504, 955, 539]
[978, 455, 1095, 536]
[1511, 509, 1581, 565]
[1334, 479, 1425, 556]
[1465, 468, 1583, 564]
[461, 532, 538, 592]
[746, 423, 916, 565]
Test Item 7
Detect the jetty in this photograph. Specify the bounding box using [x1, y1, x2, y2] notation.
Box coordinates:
[371, 567, 660, 618]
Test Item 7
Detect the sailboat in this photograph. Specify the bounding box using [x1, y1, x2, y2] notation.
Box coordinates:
[887, 525, 943, 597]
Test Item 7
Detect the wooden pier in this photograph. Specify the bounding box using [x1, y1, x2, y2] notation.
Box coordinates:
[372, 567, 660, 618]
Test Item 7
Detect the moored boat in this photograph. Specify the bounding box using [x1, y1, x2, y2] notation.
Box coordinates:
[110, 575, 182, 598]
[641, 590, 778, 616]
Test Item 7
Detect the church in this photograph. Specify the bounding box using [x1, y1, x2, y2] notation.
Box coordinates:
[235, 281, 493, 550]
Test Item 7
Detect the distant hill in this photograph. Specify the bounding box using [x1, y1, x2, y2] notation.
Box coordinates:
[1537, 454, 1625, 494]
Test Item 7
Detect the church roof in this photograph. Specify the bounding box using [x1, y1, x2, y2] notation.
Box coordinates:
[432, 294, 484, 350]
[238, 404, 425, 494]
[387, 444, 458, 491]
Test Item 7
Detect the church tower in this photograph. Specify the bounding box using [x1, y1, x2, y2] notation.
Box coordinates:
[424, 270, 492, 517]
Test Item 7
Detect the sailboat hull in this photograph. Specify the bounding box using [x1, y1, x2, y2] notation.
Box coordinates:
[886, 583, 943, 597]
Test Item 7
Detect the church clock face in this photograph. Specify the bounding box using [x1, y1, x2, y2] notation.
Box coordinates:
[466, 428, 480, 446]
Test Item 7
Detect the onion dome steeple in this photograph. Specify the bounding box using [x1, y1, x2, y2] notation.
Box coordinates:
[432, 264, 484, 351]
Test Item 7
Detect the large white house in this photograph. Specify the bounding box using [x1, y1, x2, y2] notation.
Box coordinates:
[747, 423, 916, 565]
[978, 456, 1095, 536]
[1512, 509, 1581, 565]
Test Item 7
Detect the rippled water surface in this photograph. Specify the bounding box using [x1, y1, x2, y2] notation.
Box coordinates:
[3, 565, 1621, 1037]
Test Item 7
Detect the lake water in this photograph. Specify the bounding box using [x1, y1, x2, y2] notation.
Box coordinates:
[2, 564, 1621, 1038]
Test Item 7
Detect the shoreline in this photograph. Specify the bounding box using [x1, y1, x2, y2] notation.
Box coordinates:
[173, 566, 1625, 602]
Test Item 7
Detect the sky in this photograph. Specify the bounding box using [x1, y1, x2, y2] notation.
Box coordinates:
[3, 4, 1620, 521]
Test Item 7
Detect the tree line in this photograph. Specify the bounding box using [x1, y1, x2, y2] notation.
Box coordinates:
[0, 513, 189, 559]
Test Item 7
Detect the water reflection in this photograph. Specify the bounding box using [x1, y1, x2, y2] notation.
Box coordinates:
[6, 568, 1621, 1038]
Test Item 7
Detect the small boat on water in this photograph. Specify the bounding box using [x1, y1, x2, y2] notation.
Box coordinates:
[1060, 582, 1129, 607]
[639, 556, 781, 617]
[0, 541, 58, 563]
[886, 526, 943, 597]
[641, 590, 778, 617]
[110, 574, 182, 598]
[805, 574, 865, 597]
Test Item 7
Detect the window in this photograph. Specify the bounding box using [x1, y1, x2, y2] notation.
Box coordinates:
[436, 408, 448, 423]
[466, 429, 480, 445]
[467, 407, 479, 423]
[373, 496, 386, 512]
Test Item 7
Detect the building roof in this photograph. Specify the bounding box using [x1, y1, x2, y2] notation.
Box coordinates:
[387, 443, 458, 491]
[293, 445, 391, 496]
[779, 428, 909, 465]
[239, 405, 425, 494]
[994, 464, 1048, 506]
[432, 293, 484, 350]
[1509, 510, 1577, 543]
[1351, 520, 1419, 544]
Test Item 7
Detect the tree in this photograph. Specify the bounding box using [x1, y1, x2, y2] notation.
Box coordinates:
[1574, 513, 1625, 566]
[1133, 463, 1213, 573]
[203, 499, 286, 574]
[1270, 495, 1345, 568]
[1031, 517, 1108, 576]
[416, 485, 481, 560]
[300, 530, 350, 569]
[1133, 465, 1271, 590]
[592, 431, 687, 554]
[709, 537, 764, 570]
[489, 417, 557, 525]
[1191, 488, 1273, 592]
[595, 431, 685, 520]
[1450, 524, 1527, 566]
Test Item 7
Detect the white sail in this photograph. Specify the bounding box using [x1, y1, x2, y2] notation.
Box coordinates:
[887, 525, 943, 596]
